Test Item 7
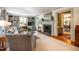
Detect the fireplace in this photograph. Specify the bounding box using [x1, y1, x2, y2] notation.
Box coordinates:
[43, 24, 51, 35]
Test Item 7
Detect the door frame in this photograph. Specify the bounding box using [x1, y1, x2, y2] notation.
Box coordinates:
[53, 8, 73, 40]
[57, 11, 71, 35]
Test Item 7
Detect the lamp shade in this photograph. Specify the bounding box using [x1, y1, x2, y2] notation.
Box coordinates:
[0, 20, 6, 27]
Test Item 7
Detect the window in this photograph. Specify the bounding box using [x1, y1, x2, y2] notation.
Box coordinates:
[19, 17, 28, 26]
[19, 17, 27, 24]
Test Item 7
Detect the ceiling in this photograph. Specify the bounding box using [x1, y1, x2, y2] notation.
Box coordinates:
[5, 7, 60, 16]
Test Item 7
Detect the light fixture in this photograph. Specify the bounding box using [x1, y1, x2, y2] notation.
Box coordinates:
[0, 20, 6, 27]
[5, 21, 11, 26]
[7, 22, 11, 26]
[39, 24, 42, 27]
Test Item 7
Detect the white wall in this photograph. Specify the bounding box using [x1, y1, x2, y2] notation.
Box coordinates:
[52, 11, 58, 36]
[71, 8, 79, 41]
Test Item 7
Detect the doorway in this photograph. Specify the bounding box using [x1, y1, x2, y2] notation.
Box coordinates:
[57, 11, 72, 44]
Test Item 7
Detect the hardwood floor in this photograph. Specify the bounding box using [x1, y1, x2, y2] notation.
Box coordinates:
[52, 32, 75, 46]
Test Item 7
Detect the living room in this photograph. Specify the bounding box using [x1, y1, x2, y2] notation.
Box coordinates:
[0, 7, 79, 51]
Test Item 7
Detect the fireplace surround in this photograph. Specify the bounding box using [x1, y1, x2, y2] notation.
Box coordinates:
[43, 24, 51, 35]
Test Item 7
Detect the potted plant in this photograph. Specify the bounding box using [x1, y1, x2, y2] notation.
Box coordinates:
[27, 26, 32, 34]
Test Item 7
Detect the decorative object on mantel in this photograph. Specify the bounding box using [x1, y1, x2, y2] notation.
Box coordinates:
[42, 18, 51, 21]
[42, 16, 54, 22]
[42, 18, 44, 21]
[32, 17, 35, 20]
